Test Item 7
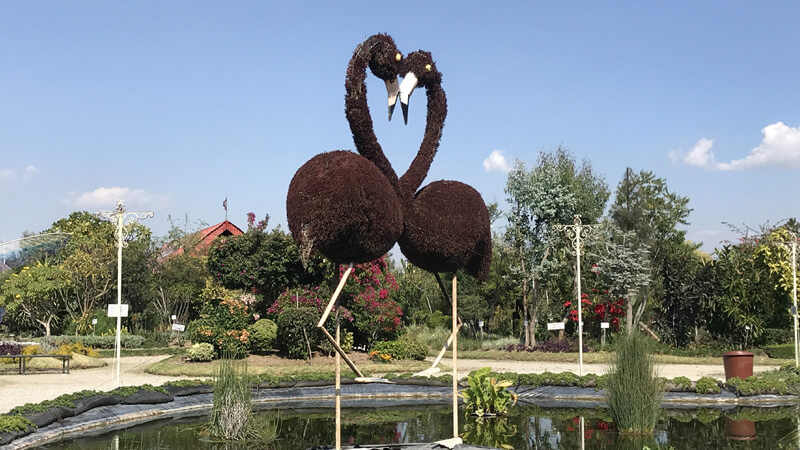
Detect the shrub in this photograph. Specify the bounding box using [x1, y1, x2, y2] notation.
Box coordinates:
[372, 335, 428, 361]
[506, 339, 590, 353]
[42, 335, 146, 349]
[460, 367, 518, 416]
[0, 342, 23, 356]
[248, 319, 278, 353]
[764, 343, 795, 359]
[695, 377, 721, 394]
[187, 343, 215, 362]
[605, 333, 664, 433]
[276, 307, 320, 359]
[55, 342, 99, 358]
[319, 330, 354, 356]
[369, 349, 393, 362]
[757, 328, 793, 346]
[671, 376, 692, 391]
[187, 296, 251, 358]
[341, 257, 402, 346]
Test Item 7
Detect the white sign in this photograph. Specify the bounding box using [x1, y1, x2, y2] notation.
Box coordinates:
[478, 320, 484, 328]
[171, 323, 185, 332]
[600, 322, 610, 329]
[171, 315, 177, 321]
[547, 322, 565, 331]
[91, 318, 98, 325]
[107, 304, 129, 318]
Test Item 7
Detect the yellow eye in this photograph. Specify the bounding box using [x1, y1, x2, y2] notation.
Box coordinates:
[395, 53, 402, 62]
[425, 64, 432, 72]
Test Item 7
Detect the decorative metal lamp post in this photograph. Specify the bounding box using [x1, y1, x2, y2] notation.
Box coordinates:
[779, 233, 800, 368]
[554, 215, 596, 376]
[98, 200, 153, 388]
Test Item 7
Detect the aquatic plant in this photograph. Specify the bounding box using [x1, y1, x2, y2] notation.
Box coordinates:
[604, 332, 664, 432]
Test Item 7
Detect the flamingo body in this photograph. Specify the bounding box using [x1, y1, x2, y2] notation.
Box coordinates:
[399, 180, 492, 280]
[287, 150, 403, 264]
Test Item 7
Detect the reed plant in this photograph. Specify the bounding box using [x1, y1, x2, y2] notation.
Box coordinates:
[209, 353, 251, 440]
[605, 332, 664, 433]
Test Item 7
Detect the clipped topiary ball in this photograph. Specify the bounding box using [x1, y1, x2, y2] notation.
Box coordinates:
[287, 150, 403, 264]
[248, 319, 278, 353]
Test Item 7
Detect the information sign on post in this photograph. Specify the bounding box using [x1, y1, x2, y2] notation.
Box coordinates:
[547, 322, 565, 331]
[600, 322, 610, 329]
[171, 323, 186, 332]
[107, 304, 129, 318]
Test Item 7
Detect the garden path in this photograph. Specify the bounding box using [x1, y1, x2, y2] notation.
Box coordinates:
[0, 356, 196, 414]
[448, 358, 778, 381]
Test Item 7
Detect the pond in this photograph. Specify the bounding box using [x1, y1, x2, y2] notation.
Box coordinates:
[40, 404, 800, 449]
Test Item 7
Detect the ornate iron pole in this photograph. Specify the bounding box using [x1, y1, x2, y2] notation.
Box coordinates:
[98, 200, 153, 388]
[554, 215, 596, 376]
[781, 233, 800, 368]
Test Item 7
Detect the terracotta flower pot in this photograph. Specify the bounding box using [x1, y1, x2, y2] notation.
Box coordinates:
[725, 419, 757, 441]
[722, 351, 754, 380]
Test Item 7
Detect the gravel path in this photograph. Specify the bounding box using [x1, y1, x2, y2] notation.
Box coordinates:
[0, 355, 196, 414]
[447, 358, 778, 381]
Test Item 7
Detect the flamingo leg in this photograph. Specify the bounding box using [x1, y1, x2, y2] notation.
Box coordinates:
[317, 263, 364, 378]
[415, 273, 463, 377]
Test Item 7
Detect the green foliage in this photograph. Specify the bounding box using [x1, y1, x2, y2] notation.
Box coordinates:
[10, 390, 103, 415]
[695, 377, 721, 394]
[764, 343, 796, 359]
[108, 384, 168, 397]
[670, 376, 692, 390]
[163, 379, 213, 387]
[248, 319, 278, 353]
[372, 334, 427, 361]
[186, 295, 251, 358]
[152, 253, 208, 327]
[187, 343, 215, 362]
[341, 257, 402, 346]
[209, 357, 251, 441]
[207, 220, 329, 305]
[461, 416, 516, 449]
[42, 334, 146, 349]
[0, 414, 34, 433]
[605, 333, 664, 432]
[0, 262, 69, 336]
[275, 307, 319, 359]
[319, 329, 353, 356]
[460, 367, 518, 416]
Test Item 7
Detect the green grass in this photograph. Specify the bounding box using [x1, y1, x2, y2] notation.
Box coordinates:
[605, 333, 664, 433]
[146, 355, 431, 378]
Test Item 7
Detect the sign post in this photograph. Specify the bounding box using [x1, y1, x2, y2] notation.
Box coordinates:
[600, 322, 610, 347]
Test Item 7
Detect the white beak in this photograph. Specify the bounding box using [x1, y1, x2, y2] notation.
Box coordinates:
[385, 77, 400, 121]
[398, 71, 419, 125]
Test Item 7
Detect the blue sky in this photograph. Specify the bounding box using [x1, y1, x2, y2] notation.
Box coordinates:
[2, 1, 799, 252]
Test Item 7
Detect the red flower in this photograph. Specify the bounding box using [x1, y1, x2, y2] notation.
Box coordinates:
[563, 301, 572, 308]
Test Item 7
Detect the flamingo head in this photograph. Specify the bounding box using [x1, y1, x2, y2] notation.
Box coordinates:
[397, 51, 441, 125]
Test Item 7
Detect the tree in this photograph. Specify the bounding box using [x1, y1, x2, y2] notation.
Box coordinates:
[207, 214, 330, 308]
[591, 223, 652, 334]
[153, 254, 208, 327]
[48, 212, 116, 332]
[0, 262, 69, 336]
[504, 147, 609, 345]
[608, 168, 691, 334]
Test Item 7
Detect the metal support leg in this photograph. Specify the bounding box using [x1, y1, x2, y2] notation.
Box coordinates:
[452, 275, 459, 439]
[317, 263, 364, 378]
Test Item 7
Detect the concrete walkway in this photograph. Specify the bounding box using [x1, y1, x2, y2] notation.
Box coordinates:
[0, 356, 194, 414]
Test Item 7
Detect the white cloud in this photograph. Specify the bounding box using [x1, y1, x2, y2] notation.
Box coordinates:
[483, 150, 511, 173]
[70, 186, 171, 209]
[673, 122, 800, 171]
[0, 165, 39, 183]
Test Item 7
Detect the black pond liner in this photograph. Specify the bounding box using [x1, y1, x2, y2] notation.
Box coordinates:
[4, 382, 800, 449]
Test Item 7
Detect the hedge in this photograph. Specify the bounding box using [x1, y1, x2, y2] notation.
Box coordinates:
[42, 335, 146, 349]
[764, 343, 795, 359]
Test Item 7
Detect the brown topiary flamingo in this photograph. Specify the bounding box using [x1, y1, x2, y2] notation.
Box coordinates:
[285, 34, 405, 378]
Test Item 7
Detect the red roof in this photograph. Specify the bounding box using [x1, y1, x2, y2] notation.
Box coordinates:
[159, 220, 244, 261]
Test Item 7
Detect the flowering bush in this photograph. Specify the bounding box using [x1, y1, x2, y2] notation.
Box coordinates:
[187, 296, 251, 358]
[267, 286, 352, 322]
[564, 289, 625, 335]
[342, 256, 402, 346]
[369, 350, 393, 362]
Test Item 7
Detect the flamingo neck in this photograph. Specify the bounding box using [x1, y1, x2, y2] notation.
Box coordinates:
[345, 40, 399, 188]
[399, 85, 447, 200]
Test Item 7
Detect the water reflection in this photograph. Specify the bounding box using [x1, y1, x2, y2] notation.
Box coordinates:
[41, 405, 799, 449]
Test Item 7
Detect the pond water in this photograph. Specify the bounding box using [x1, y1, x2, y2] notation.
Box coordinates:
[41, 404, 800, 449]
